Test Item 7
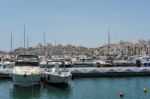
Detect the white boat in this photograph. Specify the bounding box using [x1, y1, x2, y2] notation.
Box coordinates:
[40, 60, 48, 68]
[12, 55, 42, 87]
[93, 60, 112, 66]
[44, 64, 72, 84]
[0, 61, 13, 78]
[139, 56, 150, 66]
[47, 60, 62, 67]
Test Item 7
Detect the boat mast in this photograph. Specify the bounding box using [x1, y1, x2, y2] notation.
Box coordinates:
[43, 32, 45, 46]
[27, 38, 29, 49]
[11, 32, 12, 53]
[54, 38, 56, 55]
[55, 38, 56, 46]
[107, 30, 110, 58]
[43, 32, 46, 56]
[24, 25, 26, 54]
[10, 32, 13, 60]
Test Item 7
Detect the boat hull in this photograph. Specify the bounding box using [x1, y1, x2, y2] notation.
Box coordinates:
[12, 74, 41, 87]
[44, 72, 71, 84]
[0, 69, 12, 78]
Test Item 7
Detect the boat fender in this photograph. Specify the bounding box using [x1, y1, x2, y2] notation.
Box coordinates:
[23, 74, 27, 77]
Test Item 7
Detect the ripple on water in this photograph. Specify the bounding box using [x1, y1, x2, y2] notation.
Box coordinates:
[0, 77, 150, 99]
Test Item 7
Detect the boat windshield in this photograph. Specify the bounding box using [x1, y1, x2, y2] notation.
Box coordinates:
[15, 55, 39, 66]
[15, 61, 39, 66]
[17, 57, 38, 62]
[17, 55, 39, 61]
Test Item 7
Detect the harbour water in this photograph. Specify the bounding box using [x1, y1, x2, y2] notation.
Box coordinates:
[0, 77, 150, 99]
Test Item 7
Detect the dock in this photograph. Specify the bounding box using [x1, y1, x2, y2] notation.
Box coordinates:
[1, 67, 150, 79]
[70, 67, 150, 78]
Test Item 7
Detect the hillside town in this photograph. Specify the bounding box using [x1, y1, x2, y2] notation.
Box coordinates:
[9, 39, 150, 57]
[0, 39, 150, 67]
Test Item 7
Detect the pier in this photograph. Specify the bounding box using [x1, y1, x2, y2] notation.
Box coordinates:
[70, 67, 150, 78]
[1, 67, 150, 79]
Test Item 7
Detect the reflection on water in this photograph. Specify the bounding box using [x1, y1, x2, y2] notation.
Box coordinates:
[41, 83, 72, 99]
[10, 85, 42, 99]
[0, 79, 12, 99]
[1, 77, 150, 99]
[9, 82, 72, 99]
[45, 83, 71, 88]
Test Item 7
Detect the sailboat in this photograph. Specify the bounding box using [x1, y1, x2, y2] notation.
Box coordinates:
[12, 55, 42, 87]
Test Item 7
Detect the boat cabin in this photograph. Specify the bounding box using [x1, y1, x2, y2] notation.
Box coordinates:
[15, 55, 39, 66]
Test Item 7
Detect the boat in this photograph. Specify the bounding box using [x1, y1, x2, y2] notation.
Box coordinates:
[40, 60, 48, 68]
[0, 60, 13, 78]
[47, 60, 72, 68]
[44, 63, 72, 84]
[72, 58, 94, 67]
[12, 55, 42, 87]
[47, 60, 63, 67]
[140, 56, 150, 66]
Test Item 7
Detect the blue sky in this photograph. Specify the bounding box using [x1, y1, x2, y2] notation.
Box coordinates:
[0, 0, 150, 51]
